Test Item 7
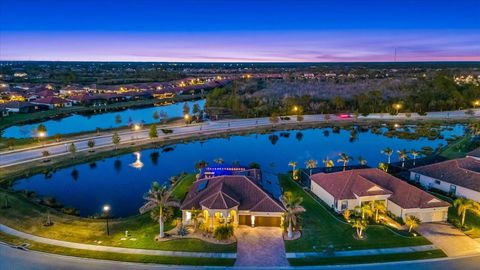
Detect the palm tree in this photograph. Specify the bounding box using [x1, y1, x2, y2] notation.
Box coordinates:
[453, 197, 480, 226]
[280, 192, 306, 239]
[305, 159, 318, 176]
[288, 161, 297, 179]
[322, 158, 334, 168]
[139, 182, 180, 238]
[357, 156, 367, 166]
[194, 160, 208, 173]
[213, 158, 224, 165]
[352, 218, 367, 239]
[355, 204, 374, 220]
[397, 149, 409, 168]
[337, 153, 352, 171]
[369, 201, 386, 222]
[405, 215, 421, 233]
[191, 209, 206, 232]
[381, 147, 393, 164]
[411, 149, 419, 166]
[378, 162, 389, 172]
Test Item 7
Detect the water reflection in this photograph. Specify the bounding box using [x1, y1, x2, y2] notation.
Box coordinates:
[129, 152, 144, 169]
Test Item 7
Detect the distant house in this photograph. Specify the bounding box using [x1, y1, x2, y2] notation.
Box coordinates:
[3, 101, 49, 113]
[311, 168, 449, 222]
[410, 156, 480, 202]
[181, 169, 284, 229]
[0, 107, 9, 117]
[31, 97, 72, 109]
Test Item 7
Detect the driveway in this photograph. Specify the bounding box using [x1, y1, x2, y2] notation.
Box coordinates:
[234, 226, 289, 267]
[418, 222, 480, 257]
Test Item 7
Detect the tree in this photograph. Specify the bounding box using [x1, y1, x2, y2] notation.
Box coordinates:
[357, 156, 367, 166]
[139, 182, 180, 238]
[194, 160, 208, 173]
[192, 104, 200, 120]
[305, 159, 318, 176]
[397, 149, 409, 168]
[191, 209, 206, 232]
[453, 197, 480, 226]
[68, 143, 77, 158]
[42, 150, 50, 162]
[322, 158, 334, 168]
[378, 162, 389, 172]
[269, 112, 279, 125]
[355, 204, 374, 220]
[37, 124, 47, 133]
[337, 153, 352, 171]
[115, 115, 122, 125]
[405, 215, 421, 233]
[411, 149, 419, 166]
[343, 209, 351, 222]
[112, 132, 121, 150]
[288, 161, 297, 179]
[381, 147, 393, 164]
[87, 139, 95, 152]
[149, 125, 158, 139]
[280, 192, 306, 239]
[182, 102, 190, 116]
[153, 111, 160, 121]
[352, 218, 367, 239]
[213, 158, 224, 165]
[369, 201, 386, 222]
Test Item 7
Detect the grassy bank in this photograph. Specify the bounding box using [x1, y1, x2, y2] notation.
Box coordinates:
[0, 232, 235, 266]
[0, 174, 235, 252]
[288, 250, 446, 266]
[279, 175, 431, 252]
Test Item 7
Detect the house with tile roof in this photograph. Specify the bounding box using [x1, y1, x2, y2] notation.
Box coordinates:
[180, 172, 285, 229]
[410, 156, 480, 202]
[31, 97, 72, 109]
[311, 168, 449, 222]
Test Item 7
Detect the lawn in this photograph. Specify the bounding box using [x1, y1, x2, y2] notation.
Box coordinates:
[279, 175, 431, 252]
[440, 134, 478, 159]
[0, 174, 236, 252]
[0, 231, 235, 266]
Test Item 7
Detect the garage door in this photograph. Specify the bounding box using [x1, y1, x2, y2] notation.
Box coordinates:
[239, 215, 281, 227]
[421, 211, 447, 223]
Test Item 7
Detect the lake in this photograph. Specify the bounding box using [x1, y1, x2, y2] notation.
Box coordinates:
[13, 124, 465, 217]
[3, 99, 205, 138]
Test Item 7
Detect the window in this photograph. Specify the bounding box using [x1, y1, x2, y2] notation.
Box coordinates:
[185, 211, 191, 222]
[434, 180, 441, 185]
[414, 174, 420, 182]
[450, 185, 457, 195]
[341, 201, 348, 210]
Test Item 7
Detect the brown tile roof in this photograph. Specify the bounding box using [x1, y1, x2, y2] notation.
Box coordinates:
[181, 175, 284, 212]
[411, 157, 480, 192]
[311, 168, 449, 209]
[32, 97, 70, 105]
[467, 147, 480, 159]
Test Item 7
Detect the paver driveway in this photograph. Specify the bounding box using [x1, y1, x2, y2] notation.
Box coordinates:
[234, 226, 289, 267]
[418, 222, 480, 257]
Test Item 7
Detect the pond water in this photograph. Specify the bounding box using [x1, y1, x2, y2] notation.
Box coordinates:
[2, 99, 205, 138]
[13, 125, 465, 217]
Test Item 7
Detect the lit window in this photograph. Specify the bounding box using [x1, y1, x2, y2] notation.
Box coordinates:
[185, 211, 191, 221]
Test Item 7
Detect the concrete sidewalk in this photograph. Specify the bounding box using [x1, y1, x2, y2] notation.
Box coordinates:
[0, 224, 236, 259]
[286, 244, 437, 259]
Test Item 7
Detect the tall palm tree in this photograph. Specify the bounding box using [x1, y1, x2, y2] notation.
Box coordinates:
[357, 156, 368, 166]
[337, 153, 352, 171]
[405, 215, 421, 233]
[213, 158, 224, 165]
[369, 201, 386, 222]
[355, 204, 374, 220]
[322, 158, 334, 168]
[381, 147, 393, 164]
[288, 161, 297, 179]
[352, 218, 367, 239]
[191, 209, 206, 232]
[453, 197, 480, 226]
[397, 149, 409, 168]
[411, 149, 419, 166]
[280, 192, 306, 239]
[305, 159, 318, 176]
[139, 182, 180, 238]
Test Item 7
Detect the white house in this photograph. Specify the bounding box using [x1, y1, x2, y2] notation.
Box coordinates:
[311, 168, 449, 222]
[410, 156, 480, 202]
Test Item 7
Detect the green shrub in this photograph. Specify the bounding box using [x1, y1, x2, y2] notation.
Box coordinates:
[213, 224, 234, 240]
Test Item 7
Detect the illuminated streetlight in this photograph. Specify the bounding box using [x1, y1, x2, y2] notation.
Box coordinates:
[103, 205, 110, 236]
[38, 131, 46, 138]
[293, 106, 298, 113]
[133, 124, 141, 131]
[184, 114, 190, 126]
[393, 103, 402, 114]
[473, 100, 480, 108]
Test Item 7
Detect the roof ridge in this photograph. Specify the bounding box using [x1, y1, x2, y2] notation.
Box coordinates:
[242, 176, 285, 211]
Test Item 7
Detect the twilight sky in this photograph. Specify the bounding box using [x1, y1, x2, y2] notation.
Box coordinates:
[0, 0, 479, 62]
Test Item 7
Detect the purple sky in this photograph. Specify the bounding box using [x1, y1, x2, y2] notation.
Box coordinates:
[2, 30, 479, 62]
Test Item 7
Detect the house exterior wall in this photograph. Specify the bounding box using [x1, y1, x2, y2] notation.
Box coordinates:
[311, 181, 336, 208]
[387, 200, 448, 222]
[410, 172, 480, 202]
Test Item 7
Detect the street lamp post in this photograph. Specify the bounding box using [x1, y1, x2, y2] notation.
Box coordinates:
[103, 205, 110, 236]
[184, 114, 190, 126]
[38, 131, 46, 145]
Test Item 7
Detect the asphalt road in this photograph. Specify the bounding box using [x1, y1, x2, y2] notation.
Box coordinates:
[2, 243, 480, 270]
[1, 109, 478, 168]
